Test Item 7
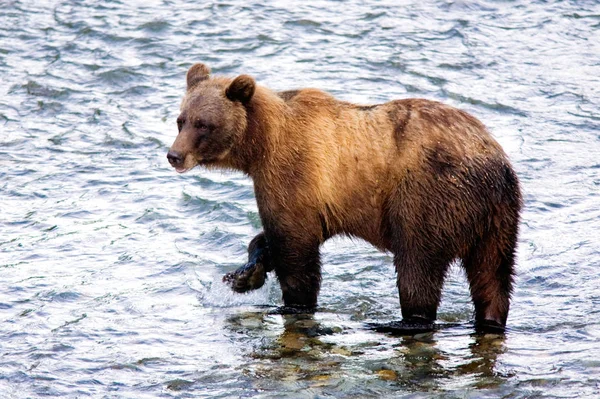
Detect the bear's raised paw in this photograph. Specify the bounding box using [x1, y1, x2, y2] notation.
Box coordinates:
[223, 261, 267, 293]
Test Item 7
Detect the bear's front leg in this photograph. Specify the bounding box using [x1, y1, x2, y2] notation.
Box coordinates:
[268, 234, 322, 312]
[223, 232, 273, 293]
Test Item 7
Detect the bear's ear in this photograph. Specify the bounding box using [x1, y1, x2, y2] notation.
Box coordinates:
[226, 75, 256, 104]
[187, 63, 210, 90]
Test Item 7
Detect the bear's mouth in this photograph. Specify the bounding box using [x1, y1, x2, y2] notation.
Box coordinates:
[173, 153, 200, 173]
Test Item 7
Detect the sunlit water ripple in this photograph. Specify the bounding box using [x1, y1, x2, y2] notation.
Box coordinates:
[1, 1, 599, 397]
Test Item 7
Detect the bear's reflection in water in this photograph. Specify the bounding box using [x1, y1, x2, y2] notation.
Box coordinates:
[224, 311, 508, 393]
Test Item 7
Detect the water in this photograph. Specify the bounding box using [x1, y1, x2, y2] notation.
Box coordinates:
[1, 0, 599, 397]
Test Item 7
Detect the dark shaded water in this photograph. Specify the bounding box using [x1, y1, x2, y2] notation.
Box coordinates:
[1, 1, 599, 397]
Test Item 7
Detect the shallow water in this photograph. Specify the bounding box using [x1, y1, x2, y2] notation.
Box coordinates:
[1, 0, 599, 397]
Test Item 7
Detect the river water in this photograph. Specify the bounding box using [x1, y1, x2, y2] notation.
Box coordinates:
[1, 1, 599, 398]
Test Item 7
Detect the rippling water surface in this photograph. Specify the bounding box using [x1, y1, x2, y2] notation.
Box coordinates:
[1, 1, 599, 397]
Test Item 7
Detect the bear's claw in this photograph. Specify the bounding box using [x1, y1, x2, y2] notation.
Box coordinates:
[267, 305, 317, 315]
[475, 319, 506, 334]
[366, 317, 436, 335]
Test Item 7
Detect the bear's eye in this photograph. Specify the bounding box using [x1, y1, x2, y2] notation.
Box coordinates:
[194, 121, 209, 131]
[176, 118, 184, 132]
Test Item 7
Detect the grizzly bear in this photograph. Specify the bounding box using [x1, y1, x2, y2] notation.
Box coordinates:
[167, 63, 522, 334]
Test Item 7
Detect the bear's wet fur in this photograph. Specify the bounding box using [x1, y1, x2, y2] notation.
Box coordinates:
[167, 63, 522, 334]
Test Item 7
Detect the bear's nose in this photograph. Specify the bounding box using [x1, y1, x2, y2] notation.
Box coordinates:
[167, 151, 184, 167]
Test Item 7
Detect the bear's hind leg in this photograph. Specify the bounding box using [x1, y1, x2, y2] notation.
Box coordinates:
[463, 229, 517, 334]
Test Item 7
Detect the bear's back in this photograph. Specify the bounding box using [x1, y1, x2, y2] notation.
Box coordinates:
[258, 89, 511, 246]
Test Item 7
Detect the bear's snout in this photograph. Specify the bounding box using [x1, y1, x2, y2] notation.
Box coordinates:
[166, 150, 184, 169]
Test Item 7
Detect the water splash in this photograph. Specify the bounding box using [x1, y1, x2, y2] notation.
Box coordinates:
[193, 271, 276, 308]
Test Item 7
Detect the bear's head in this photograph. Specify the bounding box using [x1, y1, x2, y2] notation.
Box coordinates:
[167, 63, 256, 173]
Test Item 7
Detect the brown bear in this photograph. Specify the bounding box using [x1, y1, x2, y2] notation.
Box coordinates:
[167, 63, 522, 334]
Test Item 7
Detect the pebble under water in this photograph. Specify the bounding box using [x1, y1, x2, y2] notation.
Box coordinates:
[1, 1, 600, 398]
